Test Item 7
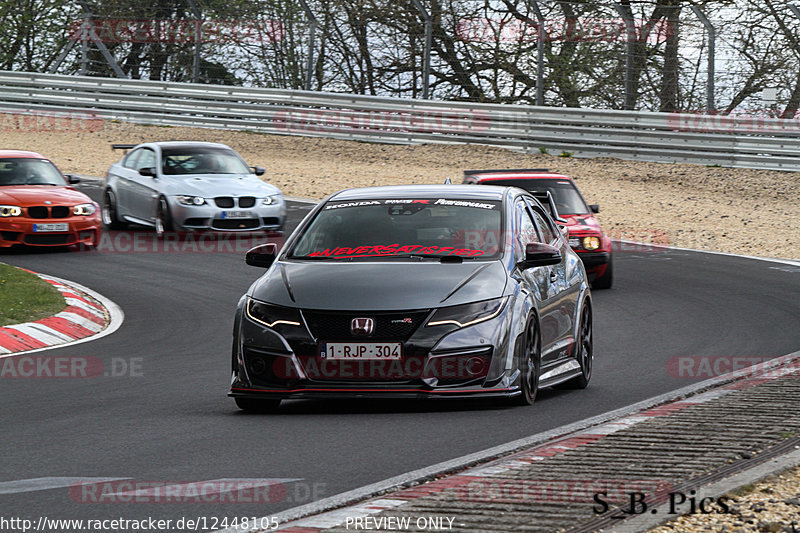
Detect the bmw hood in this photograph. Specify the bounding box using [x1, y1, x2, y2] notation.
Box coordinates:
[162, 175, 281, 197]
[251, 261, 508, 310]
[0, 186, 92, 205]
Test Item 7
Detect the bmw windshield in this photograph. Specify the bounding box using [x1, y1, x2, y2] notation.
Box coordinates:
[0, 158, 67, 186]
[288, 198, 503, 261]
[161, 147, 251, 175]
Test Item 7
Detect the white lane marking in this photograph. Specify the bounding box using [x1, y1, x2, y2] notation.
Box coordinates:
[3, 323, 72, 344]
[615, 240, 800, 267]
[273, 499, 408, 531]
[54, 312, 105, 333]
[63, 297, 105, 317]
[0, 477, 130, 495]
[111, 478, 302, 498]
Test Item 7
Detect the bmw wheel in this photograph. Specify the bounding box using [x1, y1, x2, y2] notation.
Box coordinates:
[154, 197, 173, 238]
[102, 189, 126, 230]
[515, 319, 540, 406]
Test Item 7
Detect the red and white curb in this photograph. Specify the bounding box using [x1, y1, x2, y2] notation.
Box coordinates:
[0, 270, 123, 357]
[217, 350, 800, 533]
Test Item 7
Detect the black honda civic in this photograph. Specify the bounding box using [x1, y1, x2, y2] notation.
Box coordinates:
[229, 184, 593, 411]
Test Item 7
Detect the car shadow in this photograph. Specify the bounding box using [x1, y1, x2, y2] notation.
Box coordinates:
[231, 388, 560, 416]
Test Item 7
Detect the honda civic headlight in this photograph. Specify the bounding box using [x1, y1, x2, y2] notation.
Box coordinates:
[263, 195, 282, 205]
[73, 203, 96, 216]
[583, 236, 601, 250]
[246, 298, 301, 328]
[427, 296, 508, 329]
[0, 205, 22, 217]
[177, 195, 206, 206]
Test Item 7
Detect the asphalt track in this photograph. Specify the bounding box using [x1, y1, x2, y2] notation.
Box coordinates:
[1, 183, 799, 528]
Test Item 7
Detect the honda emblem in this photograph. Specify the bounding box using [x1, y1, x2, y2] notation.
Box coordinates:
[351, 317, 374, 336]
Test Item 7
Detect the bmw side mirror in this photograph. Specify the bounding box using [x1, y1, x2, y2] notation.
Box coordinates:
[590, 204, 600, 213]
[245, 243, 278, 268]
[522, 243, 561, 268]
[66, 174, 81, 184]
[139, 167, 156, 177]
[251, 166, 265, 176]
[558, 224, 569, 238]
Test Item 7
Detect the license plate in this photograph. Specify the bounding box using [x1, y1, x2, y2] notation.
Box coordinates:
[33, 223, 69, 232]
[320, 342, 402, 360]
[221, 210, 251, 219]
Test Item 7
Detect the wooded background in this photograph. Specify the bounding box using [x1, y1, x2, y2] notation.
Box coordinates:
[1, 0, 799, 116]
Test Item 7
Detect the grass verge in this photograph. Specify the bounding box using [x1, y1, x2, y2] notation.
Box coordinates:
[0, 264, 65, 326]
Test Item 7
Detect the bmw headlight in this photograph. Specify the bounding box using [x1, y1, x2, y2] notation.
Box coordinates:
[263, 195, 282, 205]
[427, 297, 508, 329]
[177, 195, 206, 206]
[583, 236, 601, 250]
[247, 298, 301, 328]
[0, 205, 22, 217]
[73, 203, 96, 216]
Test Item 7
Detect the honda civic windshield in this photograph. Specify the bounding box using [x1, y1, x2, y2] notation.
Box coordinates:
[0, 158, 67, 186]
[289, 198, 503, 260]
[161, 147, 251, 175]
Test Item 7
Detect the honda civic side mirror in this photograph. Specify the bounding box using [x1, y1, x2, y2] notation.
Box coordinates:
[522, 243, 562, 268]
[245, 243, 278, 268]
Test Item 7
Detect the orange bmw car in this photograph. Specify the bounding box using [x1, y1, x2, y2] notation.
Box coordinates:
[0, 150, 100, 248]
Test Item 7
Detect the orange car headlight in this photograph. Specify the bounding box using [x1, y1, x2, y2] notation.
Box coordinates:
[0, 205, 22, 217]
[73, 203, 97, 216]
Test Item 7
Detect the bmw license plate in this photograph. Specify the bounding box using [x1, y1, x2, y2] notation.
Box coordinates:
[320, 342, 402, 360]
[221, 210, 251, 219]
[33, 223, 69, 232]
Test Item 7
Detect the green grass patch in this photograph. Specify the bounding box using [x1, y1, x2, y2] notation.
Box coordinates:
[0, 264, 65, 326]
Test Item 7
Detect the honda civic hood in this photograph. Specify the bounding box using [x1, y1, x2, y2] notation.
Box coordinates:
[251, 260, 508, 310]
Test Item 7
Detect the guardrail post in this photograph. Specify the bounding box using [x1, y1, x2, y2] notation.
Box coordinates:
[690, 5, 715, 113]
[412, 0, 432, 99]
[526, 0, 545, 106]
[298, 0, 318, 91]
[613, 3, 636, 110]
[187, 0, 202, 83]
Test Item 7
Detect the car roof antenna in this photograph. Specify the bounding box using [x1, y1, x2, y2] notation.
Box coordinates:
[444, 178, 452, 184]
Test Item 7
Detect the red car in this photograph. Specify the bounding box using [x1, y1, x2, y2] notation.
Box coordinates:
[0, 150, 100, 248]
[463, 168, 613, 289]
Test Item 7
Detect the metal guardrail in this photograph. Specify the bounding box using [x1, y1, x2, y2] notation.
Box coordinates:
[2, 70, 799, 171]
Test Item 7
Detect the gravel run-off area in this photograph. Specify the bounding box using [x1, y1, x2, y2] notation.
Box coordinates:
[1, 120, 798, 259]
[650, 463, 800, 532]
